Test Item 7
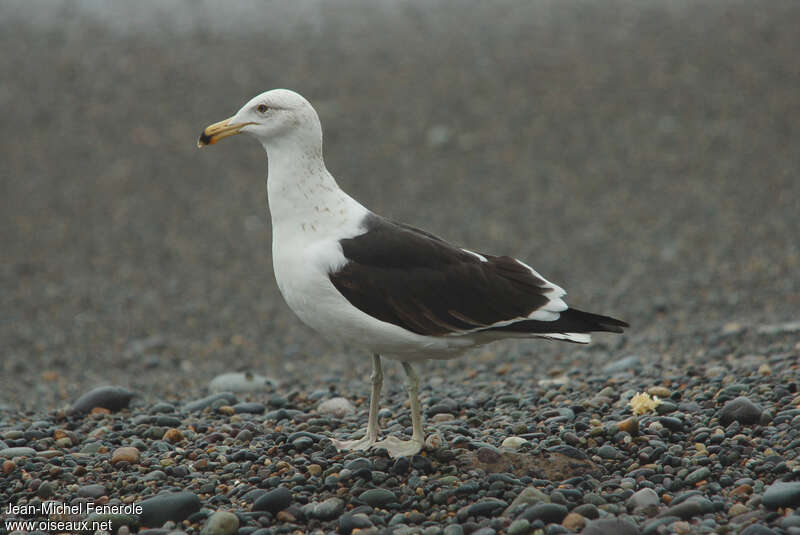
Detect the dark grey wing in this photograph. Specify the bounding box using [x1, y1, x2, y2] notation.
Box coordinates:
[328, 214, 572, 336]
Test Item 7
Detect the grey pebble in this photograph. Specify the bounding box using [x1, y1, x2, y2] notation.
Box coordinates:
[582, 518, 641, 535]
[200, 511, 239, 535]
[685, 467, 711, 485]
[443, 526, 464, 535]
[252, 487, 292, 513]
[627, 488, 659, 510]
[659, 497, 714, 520]
[184, 392, 237, 412]
[70, 385, 135, 414]
[519, 503, 567, 523]
[78, 484, 106, 498]
[339, 512, 374, 534]
[719, 396, 763, 426]
[507, 519, 530, 535]
[740, 525, 777, 535]
[597, 445, 620, 459]
[358, 488, 397, 507]
[139, 492, 201, 527]
[311, 497, 345, 520]
[232, 402, 265, 414]
[0, 447, 37, 458]
[763, 481, 800, 509]
[467, 498, 507, 517]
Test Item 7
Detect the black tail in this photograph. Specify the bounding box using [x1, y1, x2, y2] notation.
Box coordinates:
[488, 307, 629, 334]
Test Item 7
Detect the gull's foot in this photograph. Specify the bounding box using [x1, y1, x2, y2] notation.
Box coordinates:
[372, 435, 424, 458]
[332, 432, 376, 452]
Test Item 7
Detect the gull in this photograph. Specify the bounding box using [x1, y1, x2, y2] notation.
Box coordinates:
[198, 89, 628, 458]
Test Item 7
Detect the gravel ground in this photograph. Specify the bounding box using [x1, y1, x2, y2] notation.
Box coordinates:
[1, 1, 799, 534]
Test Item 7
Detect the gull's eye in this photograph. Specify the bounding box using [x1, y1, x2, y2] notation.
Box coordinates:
[257, 104, 269, 114]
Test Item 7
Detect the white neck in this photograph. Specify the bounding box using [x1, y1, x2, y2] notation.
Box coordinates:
[263, 135, 365, 236]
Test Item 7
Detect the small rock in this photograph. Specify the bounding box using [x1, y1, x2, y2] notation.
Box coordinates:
[684, 467, 710, 486]
[78, 484, 106, 498]
[0, 447, 37, 458]
[317, 397, 355, 417]
[232, 402, 266, 414]
[519, 503, 567, 523]
[184, 392, 237, 412]
[628, 488, 659, 512]
[200, 511, 239, 535]
[505, 487, 549, 515]
[507, 519, 530, 535]
[339, 512, 374, 534]
[111, 447, 140, 464]
[253, 487, 292, 513]
[139, 492, 201, 527]
[359, 489, 397, 507]
[562, 512, 586, 531]
[162, 428, 184, 443]
[582, 518, 641, 535]
[647, 386, 672, 398]
[740, 525, 777, 535]
[467, 499, 507, 517]
[209, 372, 274, 393]
[312, 497, 345, 520]
[501, 436, 528, 450]
[718, 396, 763, 426]
[70, 386, 135, 414]
[763, 481, 800, 509]
[597, 445, 620, 459]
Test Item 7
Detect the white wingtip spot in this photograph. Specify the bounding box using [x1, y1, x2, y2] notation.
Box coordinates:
[462, 248, 488, 262]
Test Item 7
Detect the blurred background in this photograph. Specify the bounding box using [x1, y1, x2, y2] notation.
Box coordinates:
[1, 0, 798, 410]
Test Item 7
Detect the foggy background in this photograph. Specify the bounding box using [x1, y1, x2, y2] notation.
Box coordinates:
[2, 0, 798, 410]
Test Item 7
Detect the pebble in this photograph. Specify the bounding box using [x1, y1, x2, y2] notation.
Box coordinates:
[339, 512, 374, 534]
[466, 499, 507, 517]
[139, 492, 202, 527]
[562, 512, 587, 531]
[310, 497, 345, 520]
[718, 396, 763, 426]
[627, 488, 659, 512]
[0, 447, 37, 458]
[519, 503, 568, 523]
[78, 484, 107, 498]
[317, 397, 355, 417]
[763, 481, 800, 509]
[252, 487, 292, 513]
[208, 372, 274, 393]
[200, 511, 239, 535]
[184, 392, 237, 412]
[501, 436, 528, 449]
[507, 519, 530, 535]
[111, 446, 140, 464]
[582, 518, 641, 535]
[359, 489, 397, 507]
[70, 385, 135, 414]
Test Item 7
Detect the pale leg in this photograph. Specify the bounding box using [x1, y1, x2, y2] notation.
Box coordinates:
[333, 354, 383, 451]
[372, 361, 425, 457]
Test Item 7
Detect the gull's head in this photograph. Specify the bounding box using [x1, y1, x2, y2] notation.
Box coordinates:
[197, 89, 320, 148]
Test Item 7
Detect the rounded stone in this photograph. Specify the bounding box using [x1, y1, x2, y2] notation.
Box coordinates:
[253, 487, 292, 513]
[359, 489, 397, 507]
[582, 518, 640, 535]
[209, 372, 274, 393]
[139, 492, 201, 527]
[317, 397, 355, 417]
[111, 447, 140, 464]
[70, 386, 135, 414]
[719, 396, 763, 426]
[200, 511, 239, 535]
